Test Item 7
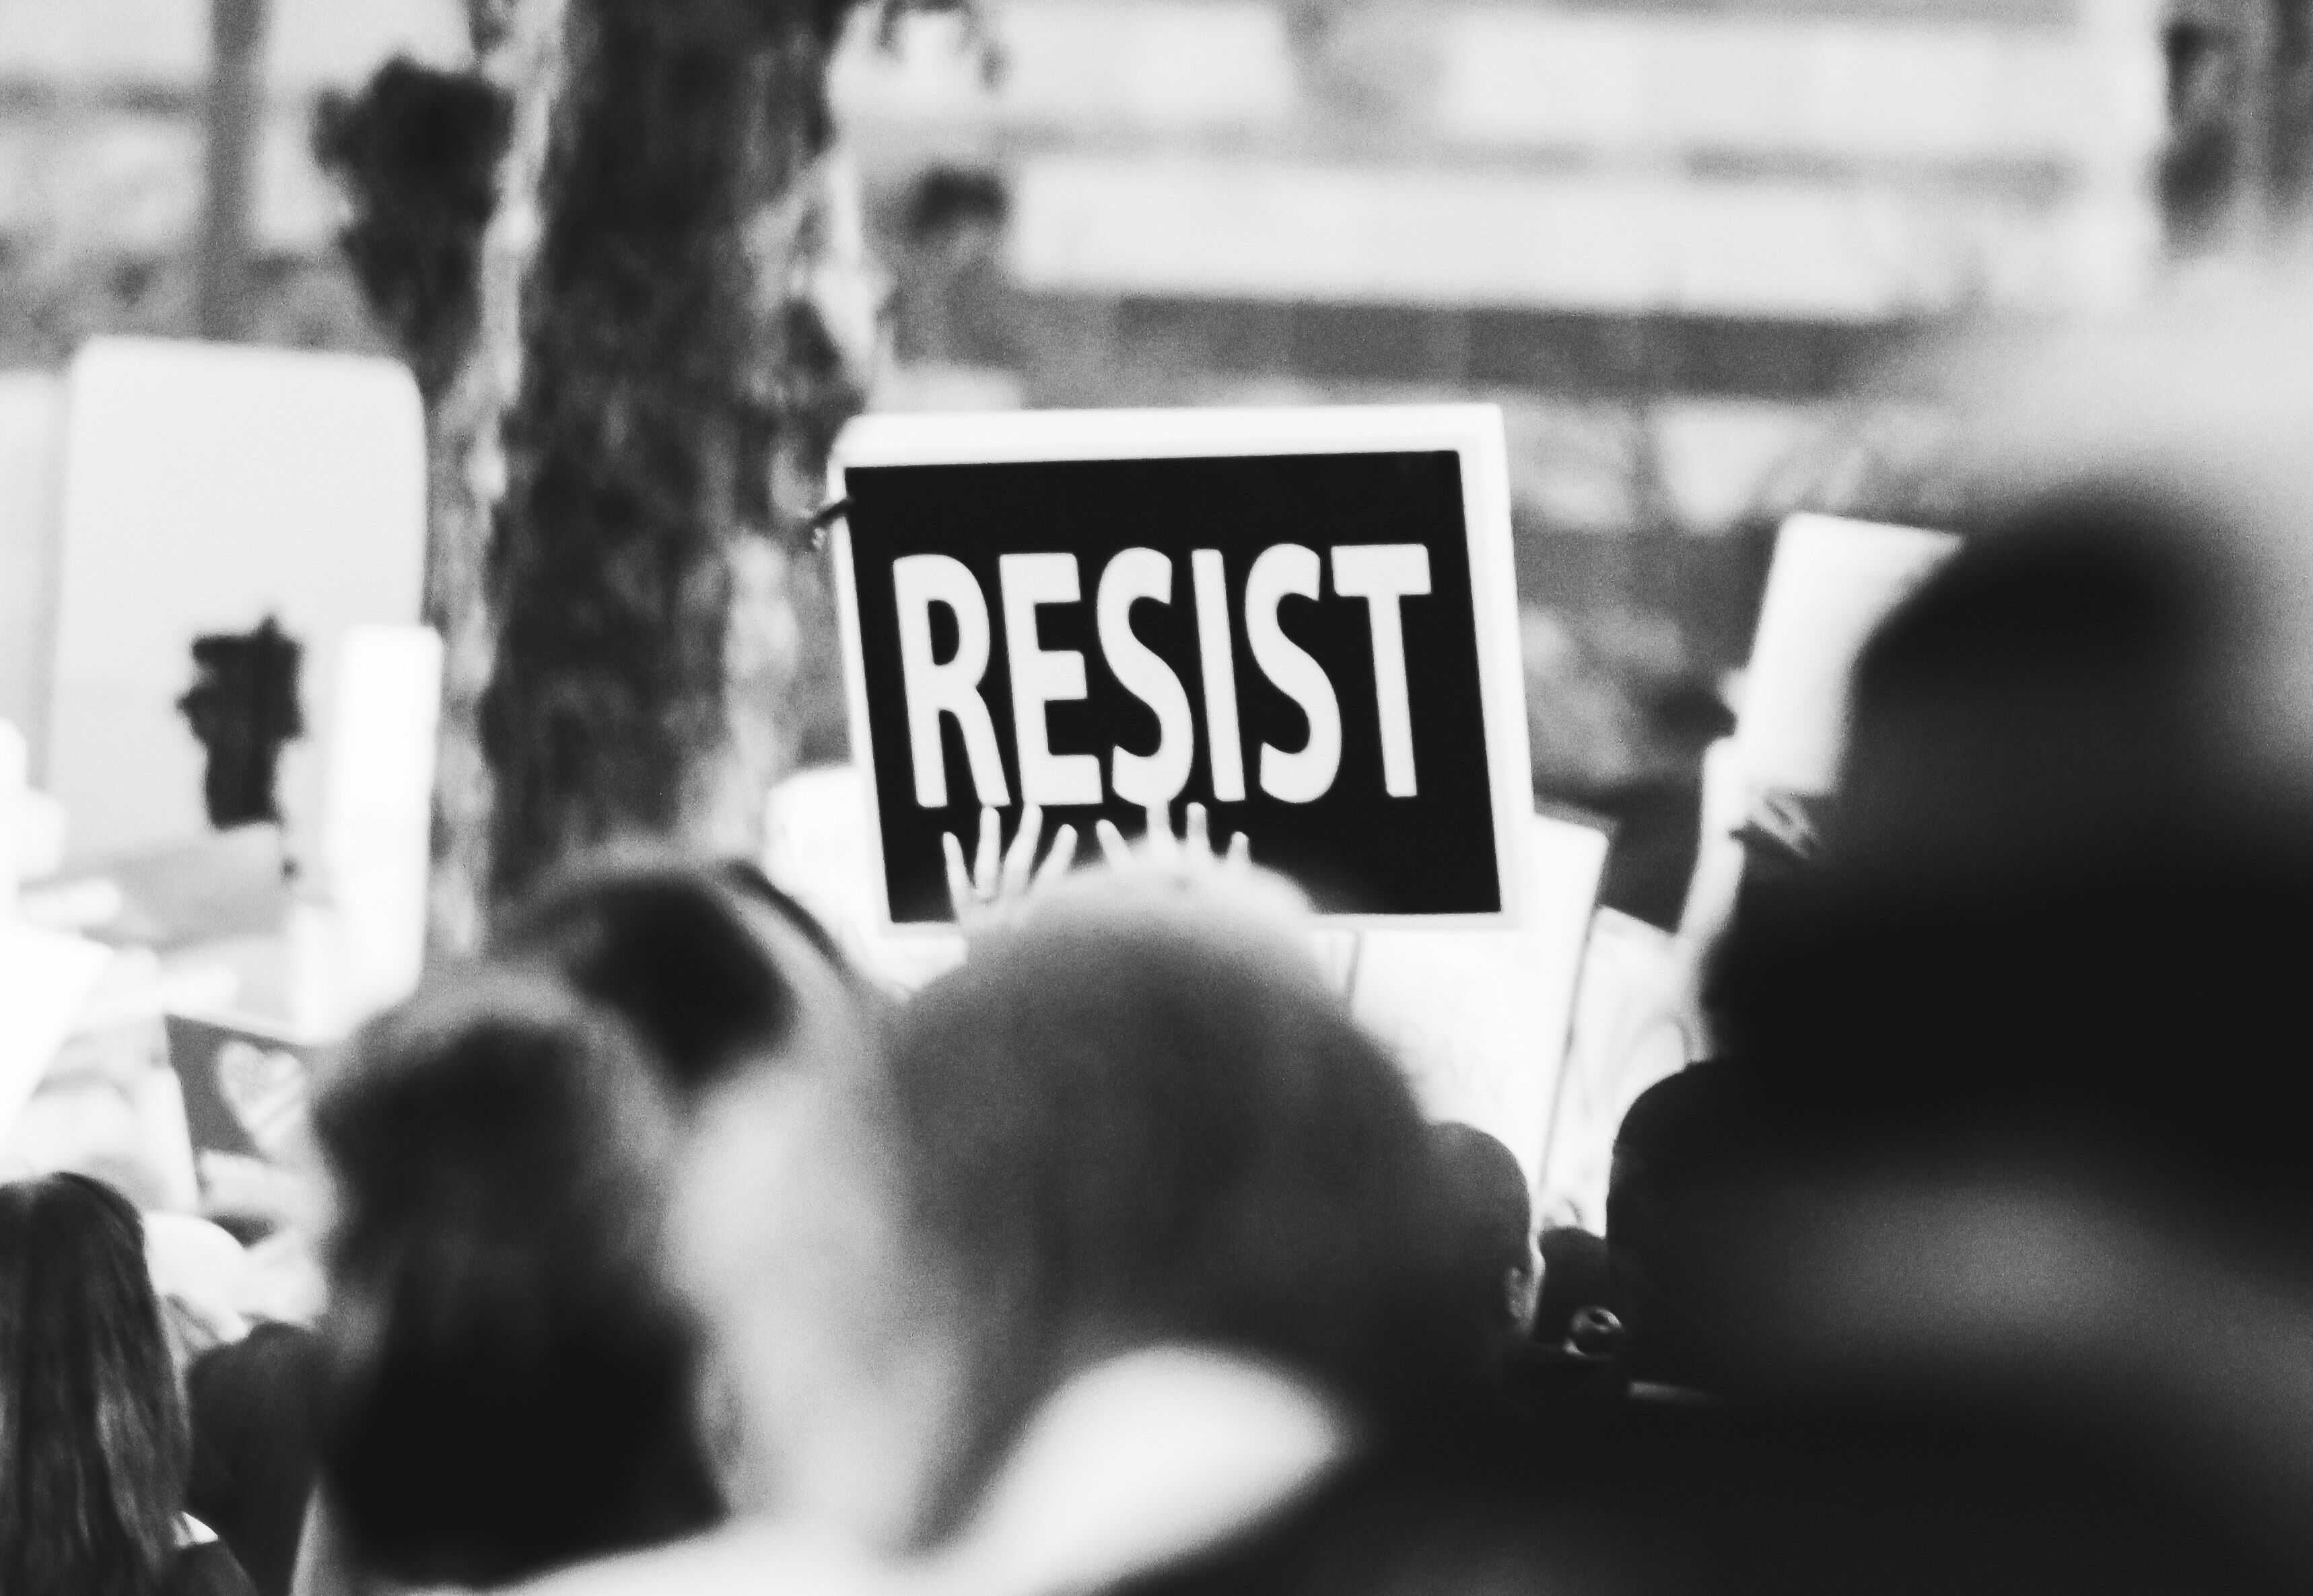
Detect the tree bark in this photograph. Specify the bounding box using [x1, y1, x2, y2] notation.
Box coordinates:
[426, 0, 575, 954]
[477, 0, 860, 910]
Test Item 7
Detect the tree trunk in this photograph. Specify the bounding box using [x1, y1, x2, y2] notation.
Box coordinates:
[425, 0, 575, 955]
[477, 0, 860, 910]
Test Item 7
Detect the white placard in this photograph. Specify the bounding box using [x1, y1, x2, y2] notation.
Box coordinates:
[1349, 810, 1610, 1193]
[1537, 907, 1698, 1231]
[1735, 512, 1960, 797]
[44, 338, 425, 866]
[763, 763, 967, 993]
[1, 718, 22, 915]
[0, 920, 113, 1154]
[318, 623, 442, 1029]
[0, 373, 65, 762]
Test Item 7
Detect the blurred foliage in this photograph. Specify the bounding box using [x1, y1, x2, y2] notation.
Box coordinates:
[312, 61, 514, 403]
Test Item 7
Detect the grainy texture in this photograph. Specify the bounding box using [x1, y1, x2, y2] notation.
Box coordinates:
[324, 0, 979, 939]
[478, 0, 855, 908]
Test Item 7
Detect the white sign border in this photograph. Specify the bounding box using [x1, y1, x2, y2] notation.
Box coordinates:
[829, 404, 1535, 936]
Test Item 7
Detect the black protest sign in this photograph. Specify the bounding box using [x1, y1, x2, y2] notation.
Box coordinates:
[833, 409, 1531, 926]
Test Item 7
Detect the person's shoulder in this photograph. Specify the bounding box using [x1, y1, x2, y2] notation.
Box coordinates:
[190, 1318, 323, 1406]
[161, 1539, 260, 1596]
[1106, 1416, 1556, 1596]
[505, 1523, 887, 1596]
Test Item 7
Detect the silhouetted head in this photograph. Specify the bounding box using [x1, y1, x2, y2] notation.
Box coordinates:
[495, 848, 881, 1100]
[905, 876, 1477, 1521]
[670, 868, 1476, 1551]
[311, 969, 720, 1588]
[1428, 1122, 1540, 1341]
[0, 1173, 188, 1596]
[1714, 485, 2313, 1220]
[1605, 1062, 1787, 1389]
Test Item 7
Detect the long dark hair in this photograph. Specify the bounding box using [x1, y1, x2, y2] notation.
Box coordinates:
[0, 1173, 191, 1596]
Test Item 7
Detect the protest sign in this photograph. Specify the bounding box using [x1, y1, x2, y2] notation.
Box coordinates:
[0, 373, 64, 760]
[1, 718, 23, 915]
[1680, 512, 1960, 950]
[316, 624, 442, 1029]
[1536, 907, 1698, 1230]
[831, 406, 1532, 928]
[161, 1011, 314, 1166]
[43, 338, 425, 867]
[1735, 512, 1960, 797]
[1350, 810, 1610, 1193]
[0, 921, 112, 1156]
[763, 763, 969, 992]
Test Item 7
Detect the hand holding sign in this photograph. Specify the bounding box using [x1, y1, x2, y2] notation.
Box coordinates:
[833, 406, 1533, 928]
[943, 804, 1079, 935]
[1095, 801, 1250, 877]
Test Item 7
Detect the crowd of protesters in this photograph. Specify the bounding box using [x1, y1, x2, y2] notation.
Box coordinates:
[15, 321, 2313, 1594]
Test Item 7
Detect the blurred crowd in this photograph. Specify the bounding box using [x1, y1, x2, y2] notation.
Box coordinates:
[15, 301, 2313, 1596]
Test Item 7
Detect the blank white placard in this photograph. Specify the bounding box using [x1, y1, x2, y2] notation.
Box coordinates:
[45, 339, 425, 866]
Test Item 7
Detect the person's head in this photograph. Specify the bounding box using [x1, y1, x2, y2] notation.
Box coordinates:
[670, 866, 1478, 1552]
[1700, 476, 2313, 1395]
[0, 1172, 188, 1596]
[493, 849, 895, 1533]
[1712, 485, 2302, 1186]
[310, 969, 720, 1589]
[1428, 1122, 1540, 1346]
[1604, 1061, 1786, 1390]
[495, 847, 881, 1101]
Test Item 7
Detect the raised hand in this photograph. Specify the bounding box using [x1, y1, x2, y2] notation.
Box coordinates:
[942, 804, 1080, 932]
[1095, 802, 1250, 876]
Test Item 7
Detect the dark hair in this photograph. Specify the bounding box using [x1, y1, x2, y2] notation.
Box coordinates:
[1428, 1123, 1532, 1333]
[903, 165, 1009, 242]
[1836, 484, 2238, 884]
[1604, 1062, 1785, 1387]
[0, 1173, 190, 1596]
[878, 905, 1477, 1527]
[312, 970, 721, 1587]
[494, 850, 864, 1098]
[1709, 485, 2313, 1257]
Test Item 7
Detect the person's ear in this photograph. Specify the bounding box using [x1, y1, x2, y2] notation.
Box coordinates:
[1505, 1255, 1543, 1335]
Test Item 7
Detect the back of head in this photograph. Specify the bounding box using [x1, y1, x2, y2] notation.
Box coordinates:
[495, 849, 868, 1099]
[881, 876, 1476, 1494]
[0, 1173, 187, 1596]
[1427, 1123, 1533, 1338]
[312, 969, 720, 1587]
[1713, 487, 2313, 1238]
[1838, 483, 2242, 884]
[1604, 1062, 1785, 1388]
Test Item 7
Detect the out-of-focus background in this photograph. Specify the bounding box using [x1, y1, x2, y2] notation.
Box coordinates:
[1, 0, 2203, 834]
[3, 0, 2295, 1225]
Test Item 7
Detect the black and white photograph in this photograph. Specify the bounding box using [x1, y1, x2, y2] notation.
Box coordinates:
[5, 1, 2313, 1592]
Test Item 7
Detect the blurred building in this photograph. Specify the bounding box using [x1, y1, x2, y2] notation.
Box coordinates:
[0, 0, 463, 359]
[3, 0, 2170, 669]
[842, 0, 2166, 662]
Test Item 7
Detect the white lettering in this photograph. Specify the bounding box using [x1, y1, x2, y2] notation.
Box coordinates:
[1245, 543, 1342, 804]
[893, 555, 1010, 809]
[1099, 549, 1196, 807]
[1330, 543, 1432, 798]
[1000, 553, 1105, 807]
[1192, 549, 1247, 803]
